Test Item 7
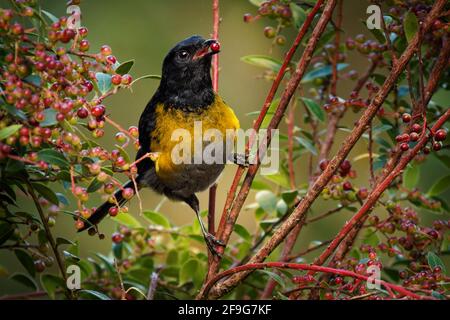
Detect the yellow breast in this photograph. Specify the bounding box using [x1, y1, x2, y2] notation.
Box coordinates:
[150, 95, 240, 177]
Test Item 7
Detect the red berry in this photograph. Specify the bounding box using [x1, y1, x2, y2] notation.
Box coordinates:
[106, 55, 116, 65]
[75, 219, 85, 230]
[400, 143, 409, 151]
[60, 28, 76, 43]
[112, 232, 123, 244]
[100, 45, 112, 56]
[432, 141, 442, 151]
[358, 187, 368, 199]
[19, 127, 29, 136]
[79, 39, 90, 52]
[210, 41, 220, 52]
[396, 133, 410, 142]
[319, 159, 329, 171]
[108, 206, 119, 217]
[409, 132, 419, 141]
[128, 126, 138, 138]
[122, 188, 134, 200]
[411, 123, 421, 133]
[343, 181, 352, 191]
[243, 13, 253, 23]
[263, 26, 276, 38]
[121, 74, 132, 85]
[34, 260, 46, 273]
[83, 81, 93, 92]
[402, 113, 411, 123]
[434, 129, 447, 141]
[91, 105, 105, 117]
[111, 74, 122, 85]
[77, 107, 89, 119]
[78, 27, 88, 37]
[340, 160, 351, 171]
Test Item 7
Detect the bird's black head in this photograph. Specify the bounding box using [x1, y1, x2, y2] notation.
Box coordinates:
[158, 35, 219, 110]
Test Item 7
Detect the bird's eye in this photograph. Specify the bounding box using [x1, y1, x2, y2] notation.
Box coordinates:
[177, 50, 189, 60]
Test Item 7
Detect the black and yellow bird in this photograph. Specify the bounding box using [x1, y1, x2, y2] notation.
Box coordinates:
[79, 35, 241, 255]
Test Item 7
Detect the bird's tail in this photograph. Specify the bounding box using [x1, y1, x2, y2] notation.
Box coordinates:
[78, 180, 136, 232]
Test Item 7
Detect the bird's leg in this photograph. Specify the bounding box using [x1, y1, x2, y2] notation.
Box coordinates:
[194, 209, 225, 257]
[184, 194, 225, 257]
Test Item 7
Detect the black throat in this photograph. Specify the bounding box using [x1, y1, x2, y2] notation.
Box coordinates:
[157, 62, 215, 112]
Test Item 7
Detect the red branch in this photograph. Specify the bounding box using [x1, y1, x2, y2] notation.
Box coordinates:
[199, 262, 425, 300]
[203, 0, 446, 299]
[202, 0, 326, 284]
[312, 108, 450, 269]
[207, 0, 221, 267]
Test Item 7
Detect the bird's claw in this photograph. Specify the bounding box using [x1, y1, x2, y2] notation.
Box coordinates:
[204, 233, 225, 257]
[231, 153, 249, 167]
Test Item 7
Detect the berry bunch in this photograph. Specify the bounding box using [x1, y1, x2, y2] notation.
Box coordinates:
[0, 2, 141, 244]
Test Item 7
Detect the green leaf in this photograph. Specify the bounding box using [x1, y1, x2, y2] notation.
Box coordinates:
[1, 104, 27, 121]
[234, 224, 252, 242]
[0, 223, 14, 246]
[249, 0, 264, 6]
[290, 3, 306, 29]
[95, 72, 112, 94]
[40, 108, 58, 127]
[31, 183, 59, 205]
[112, 242, 122, 260]
[431, 291, 446, 300]
[260, 98, 280, 129]
[249, 179, 271, 191]
[115, 59, 134, 75]
[143, 211, 170, 229]
[14, 250, 36, 277]
[87, 178, 103, 193]
[255, 190, 277, 213]
[0, 124, 22, 140]
[294, 136, 317, 155]
[130, 74, 161, 86]
[259, 269, 285, 287]
[427, 252, 446, 273]
[10, 273, 38, 290]
[41, 9, 58, 23]
[115, 144, 130, 163]
[301, 63, 348, 83]
[300, 97, 325, 122]
[241, 55, 283, 72]
[37, 149, 69, 168]
[281, 190, 298, 205]
[93, 253, 115, 274]
[427, 175, 450, 197]
[41, 274, 65, 299]
[403, 11, 418, 43]
[56, 237, 75, 247]
[112, 213, 142, 229]
[179, 259, 198, 285]
[403, 164, 420, 189]
[262, 171, 291, 189]
[24, 75, 41, 87]
[79, 289, 111, 300]
[259, 219, 278, 231]
[63, 250, 80, 263]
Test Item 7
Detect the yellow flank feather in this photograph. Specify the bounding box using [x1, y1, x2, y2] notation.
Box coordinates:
[150, 95, 239, 179]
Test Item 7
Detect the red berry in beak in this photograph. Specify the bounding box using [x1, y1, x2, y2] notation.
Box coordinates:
[210, 41, 220, 53]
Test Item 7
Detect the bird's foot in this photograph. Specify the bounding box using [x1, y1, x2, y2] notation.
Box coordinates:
[204, 233, 225, 257]
[230, 153, 250, 167]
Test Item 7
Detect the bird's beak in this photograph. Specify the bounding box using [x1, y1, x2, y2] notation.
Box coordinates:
[193, 39, 220, 60]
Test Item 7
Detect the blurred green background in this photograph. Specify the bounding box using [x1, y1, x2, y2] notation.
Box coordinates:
[1, 0, 448, 296]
